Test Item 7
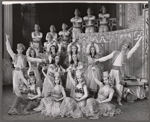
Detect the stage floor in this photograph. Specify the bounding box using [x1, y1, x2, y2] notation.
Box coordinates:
[2, 85, 149, 121]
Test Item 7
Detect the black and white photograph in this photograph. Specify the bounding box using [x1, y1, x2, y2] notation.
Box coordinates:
[1, 1, 149, 121]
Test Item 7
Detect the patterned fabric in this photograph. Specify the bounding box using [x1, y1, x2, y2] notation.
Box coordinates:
[81, 98, 122, 119]
[60, 97, 83, 118]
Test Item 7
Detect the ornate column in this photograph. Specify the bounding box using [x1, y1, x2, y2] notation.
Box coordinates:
[125, 3, 141, 29]
[3, 4, 13, 59]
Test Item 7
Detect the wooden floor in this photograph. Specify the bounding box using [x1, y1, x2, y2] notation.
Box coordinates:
[2, 85, 149, 121]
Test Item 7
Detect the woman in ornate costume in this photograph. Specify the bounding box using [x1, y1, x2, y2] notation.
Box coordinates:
[8, 71, 42, 115]
[85, 42, 103, 98]
[26, 47, 42, 88]
[34, 69, 66, 117]
[66, 53, 84, 97]
[70, 9, 83, 39]
[41, 54, 66, 97]
[98, 6, 110, 32]
[81, 69, 122, 119]
[46, 25, 58, 42]
[60, 69, 88, 118]
[31, 24, 43, 54]
[83, 7, 96, 33]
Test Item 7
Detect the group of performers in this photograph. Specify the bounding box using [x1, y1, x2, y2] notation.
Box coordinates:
[4, 6, 149, 119]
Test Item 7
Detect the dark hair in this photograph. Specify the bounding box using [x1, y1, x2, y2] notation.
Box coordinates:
[70, 45, 78, 55]
[70, 54, 79, 65]
[52, 54, 61, 65]
[89, 46, 96, 58]
[29, 48, 36, 58]
[29, 71, 35, 77]
[50, 45, 58, 54]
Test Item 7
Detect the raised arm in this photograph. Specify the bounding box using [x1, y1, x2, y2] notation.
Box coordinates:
[5, 34, 15, 59]
[127, 36, 142, 59]
[42, 67, 54, 86]
[68, 70, 76, 86]
[95, 51, 114, 62]
[92, 67, 103, 87]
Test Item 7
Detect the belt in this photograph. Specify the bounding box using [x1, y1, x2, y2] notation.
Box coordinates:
[32, 41, 41, 43]
[112, 65, 122, 71]
[15, 67, 22, 71]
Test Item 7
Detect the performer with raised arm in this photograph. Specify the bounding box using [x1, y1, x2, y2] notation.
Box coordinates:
[98, 6, 110, 32]
[70, 9, 83, 39]
[60, 69, 88, 118]
[5, 34, 46, 97]
[81, 69, 122, 119]
[83, 7, 96, 33]
[31, 24, 43, 54]
[84, 42, 103, 98]
[34, 69, 66, 117]
[95, 36, 143, 105]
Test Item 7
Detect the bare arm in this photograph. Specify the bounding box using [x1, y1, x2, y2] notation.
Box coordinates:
[96, 51, 114, 62]
[98, 90, 114, 103]
[5, 35, 15, 59]
[68, 70, 76, 86]
[92, 68, 103, 87]
[78, 85, 88, 101]
[29, 87, 42, 100]
[42, 68, 54, 86]
[55, 86, 66, 101]
[27, 56, 44, 63]
[127, 36, 142, 59]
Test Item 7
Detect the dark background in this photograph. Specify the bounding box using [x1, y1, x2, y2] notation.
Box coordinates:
[11, 3, 116, 52]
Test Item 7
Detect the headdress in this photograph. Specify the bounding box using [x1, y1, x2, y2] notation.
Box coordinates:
[17, 43, 26, 51]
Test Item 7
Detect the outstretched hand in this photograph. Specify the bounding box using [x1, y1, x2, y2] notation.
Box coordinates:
[5, 33, 10, 41]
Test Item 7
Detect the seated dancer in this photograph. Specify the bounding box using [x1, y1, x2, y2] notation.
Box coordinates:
[46, 25, 58, 42]
[26, 47, 42, 88]
[66, 53, 84, 97]
[85, 42, 103, 98]
[31, 24, 43, 54]
[60, 69, 88, 118]
[58, 23, 71, 52]
[41, 54, 66, 97]
[5, 34, 45, 97]
[81, 69, 122, 119]
[70, 9, 83, 39]
[95, 36, 143, 105]
[8, 71, 42, 115]
[98, 6, 110, 32]
[83, 7, 96, 33]
[34, 68, 66, 117]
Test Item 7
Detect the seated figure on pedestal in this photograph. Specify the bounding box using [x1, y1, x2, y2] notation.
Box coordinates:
[46, 25, 58, 43]
[58, 23, 71, 52]
[31, 24, 43, 54]
[83, 8, 96, 33]
[70, 9, 83, 39]
[98, 6, 110, 32]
